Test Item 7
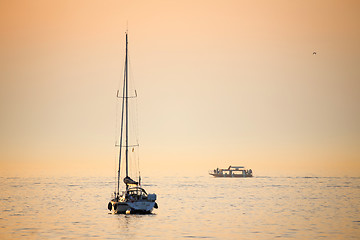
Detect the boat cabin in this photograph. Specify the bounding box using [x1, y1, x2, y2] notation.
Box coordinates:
[123, 187, 148, 201]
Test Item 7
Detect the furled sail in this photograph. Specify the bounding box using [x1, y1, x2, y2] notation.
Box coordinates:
[123, 176, 138, 185]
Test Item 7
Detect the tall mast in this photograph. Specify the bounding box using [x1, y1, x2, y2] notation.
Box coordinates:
[125, 32, 129, 189]
[116, 33, 127, 196]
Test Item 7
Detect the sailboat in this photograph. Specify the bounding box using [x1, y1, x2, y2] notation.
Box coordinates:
[108, 32, 158, 214]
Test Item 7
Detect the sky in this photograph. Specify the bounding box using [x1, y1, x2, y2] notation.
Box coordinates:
[0, 0, 359, 177]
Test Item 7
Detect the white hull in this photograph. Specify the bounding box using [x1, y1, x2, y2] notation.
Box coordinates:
[110, 200, 155, 214]
[209, 173, 253, 177]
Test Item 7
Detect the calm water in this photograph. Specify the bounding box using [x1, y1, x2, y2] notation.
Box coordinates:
[0, 175, 359, 239]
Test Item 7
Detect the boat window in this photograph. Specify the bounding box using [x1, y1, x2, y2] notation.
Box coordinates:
[127, 188, 148, 197]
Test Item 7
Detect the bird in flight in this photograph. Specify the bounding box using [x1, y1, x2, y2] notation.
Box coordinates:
[313, 52, 317, 55]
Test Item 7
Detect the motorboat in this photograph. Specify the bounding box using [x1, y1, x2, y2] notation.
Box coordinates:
[209, 166, 253, 177]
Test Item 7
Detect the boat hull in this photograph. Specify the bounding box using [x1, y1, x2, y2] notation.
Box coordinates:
[209, 173, 253, 177]
[110, 200, 156, 214]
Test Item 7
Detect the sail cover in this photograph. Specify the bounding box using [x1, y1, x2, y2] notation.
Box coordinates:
[123, 176, 138, 185]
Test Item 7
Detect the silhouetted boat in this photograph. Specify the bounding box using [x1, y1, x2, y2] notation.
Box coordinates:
[209, 166, 253, 177]
[108, 32, 158, 214]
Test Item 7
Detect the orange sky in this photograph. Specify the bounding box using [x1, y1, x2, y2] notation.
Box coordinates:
[1, 0, 359, 177]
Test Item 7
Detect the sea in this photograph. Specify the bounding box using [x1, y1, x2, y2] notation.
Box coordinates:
[1, 175, 359, 239]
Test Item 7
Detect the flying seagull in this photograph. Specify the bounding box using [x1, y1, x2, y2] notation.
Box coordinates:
[313, 51, 317, 55]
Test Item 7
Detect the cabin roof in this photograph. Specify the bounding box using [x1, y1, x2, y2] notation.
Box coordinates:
[229, 166, 245, 168]
[127, 187, 148, 195]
